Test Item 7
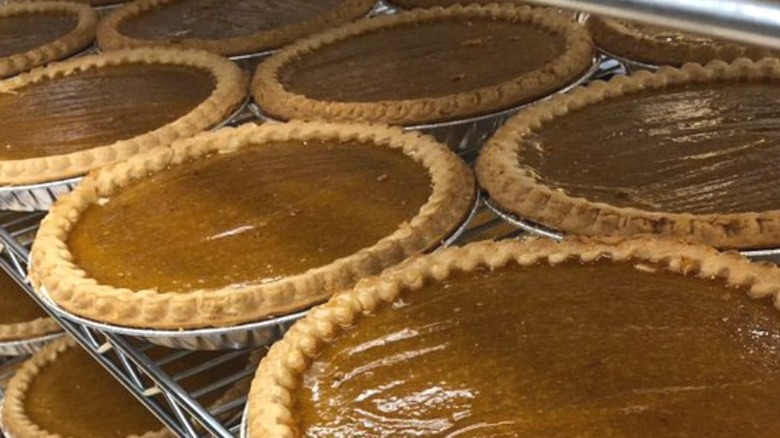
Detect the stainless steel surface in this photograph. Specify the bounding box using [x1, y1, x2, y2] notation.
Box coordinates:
[528, 0, 780, 50]
[0, 177, 82, 212]
[0, 332, 64, 357]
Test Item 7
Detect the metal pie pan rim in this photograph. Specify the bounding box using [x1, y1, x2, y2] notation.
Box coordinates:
[483, 198, 780, 257]
[0, 331, 65, 356]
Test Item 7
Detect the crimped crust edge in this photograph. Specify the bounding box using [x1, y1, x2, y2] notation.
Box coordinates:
[29, 121, 476, 330]
[476, 57, 780, 250]
[96, 0, 377, 56]
[0, 1, 97, 79]
[245, 236, 780, 437]
[252, 4, 595, 125]
[0, 47, 247, 186]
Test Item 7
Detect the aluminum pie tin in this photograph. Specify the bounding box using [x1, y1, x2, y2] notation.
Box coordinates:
[30, 191, 479, 350]
[484, 198, 780, 263]
[0, 332, 64, 357]
[0, 104, 252, 213]
[37, 283, 307, 351]
[598, 48, 660, 73]
[255, 57, 602, 161]
[0, 177, 82, 212]
[240, 403, 249, 438]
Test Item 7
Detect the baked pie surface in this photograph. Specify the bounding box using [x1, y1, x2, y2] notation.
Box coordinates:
[30, 122, 475, 329]
[0, 1, 97, 78]
[587, 17, 777, 66]
[477, 58, 780, 249]
[0, 261, 60, 342]
[253, 4, 594, 125]
[2, 337, 254, 438]
[0, 47, 247, 185]
[97, 0, 376, 56]
[248, 237, 780, 437]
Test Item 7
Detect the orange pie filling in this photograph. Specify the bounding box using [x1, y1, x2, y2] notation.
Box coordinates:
[0, 63, 215, 160]
[296, 260, 780, 436]
[522, 82, 780, 215]
[68, 140, 433, 293]
[0, 11, 77, 58]
[278, 19, 567, 110]
[0, 271, 48, 326]
[118, 0, 347, 41]
[22, 343, 250, 438]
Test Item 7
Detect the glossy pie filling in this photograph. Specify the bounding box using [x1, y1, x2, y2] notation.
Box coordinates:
[119, 0, 345, 40]
[25, 345, 248, 438]
[0, 270, 47, 325]
[297, 260, 780, 436]
[522, 82, 780, 214]
[280, 18, 566, 104]
[0, 63, 214, 160]
[68, 140, 433, 292]
[0, 12, 77, 58]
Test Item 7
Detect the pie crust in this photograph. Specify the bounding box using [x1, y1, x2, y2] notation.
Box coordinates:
[0, 47, 247, 186]
[2, 337, 173, 438]
[96, 0, 377, 56]
[0, 1, 97, 79]
[30, 121, 476, 330]
[0, 244, 60, 343]
[476, 58, 780, 250]
[247, 236, 780, 437]
[253, 4, 594, 125]
[587, 16, 777, 66]
[0, 313, 60, 343]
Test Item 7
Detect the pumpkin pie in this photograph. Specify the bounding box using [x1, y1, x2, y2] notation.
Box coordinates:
[388, 0, 533, 9]
[0, 264, 60, 343]
[248, 237, 780, 437]
[0, 47, 246, 186]
[477, 58, 780, 250]
[97, 0, 376, 56]
[0, 1, 97, 79]
[587, 16, 777, 67]
[2, 337, 255, 438]
[253, 4, 594, 125]
[29, 121, 475, 330]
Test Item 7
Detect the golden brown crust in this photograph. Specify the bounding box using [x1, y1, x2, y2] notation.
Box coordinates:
[0, 47, 247, 186]
[476, 58, 780, 250]
[29, 121, 476, 330]
[252, 4, 595, 125]
[246, 236, 780, 437]
[96, 0, 377, 56]
[0, 245, 61, 343]
[2, 337, 173, 438]
[0, 1, 97, 79]
[587, 16, 778, 67]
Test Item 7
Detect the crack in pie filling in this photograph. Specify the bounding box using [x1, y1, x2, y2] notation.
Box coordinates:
[0, 1, 97, 78]
[248, 238, 780, 437]
[30, 122, 475, 329]
[0, 47, 247, 186]
[97, 0, 376, 56]
[477, 58, 780, 250]
[253, 4, 594, 125]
